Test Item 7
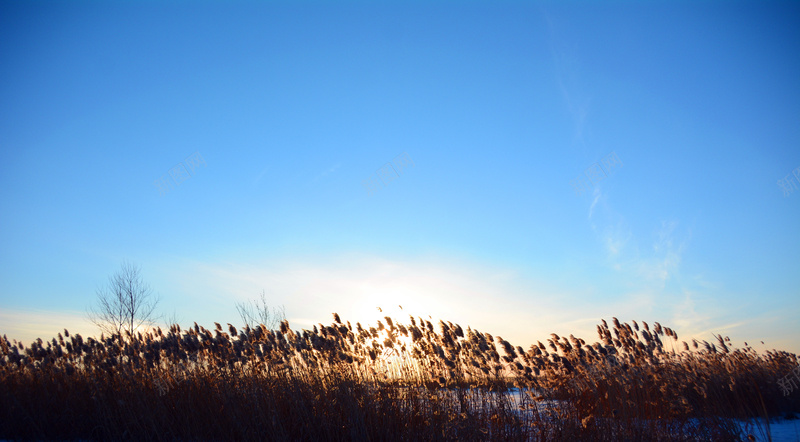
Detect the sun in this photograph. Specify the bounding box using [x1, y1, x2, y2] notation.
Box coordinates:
[342, 276, 451, 339]
[350, 290, 425, 329]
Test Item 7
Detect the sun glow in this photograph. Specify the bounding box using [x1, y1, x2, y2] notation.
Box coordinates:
[347, 282, 450, 331]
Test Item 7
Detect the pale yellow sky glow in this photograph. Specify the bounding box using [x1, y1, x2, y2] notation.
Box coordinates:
[125, 252, 798, 355]
[2, 252, 796, 355]
[1, 309, 95, 344]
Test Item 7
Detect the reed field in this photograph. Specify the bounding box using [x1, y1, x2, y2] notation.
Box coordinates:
[1, 312, 798, 441]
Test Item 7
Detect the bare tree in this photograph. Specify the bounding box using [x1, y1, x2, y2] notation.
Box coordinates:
[165, 309, 182, 329]
[87, 260, 160, 340]
[236, 290, 285, 330]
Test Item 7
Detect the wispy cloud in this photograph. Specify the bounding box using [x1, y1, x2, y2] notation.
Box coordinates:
[543, 9, 590, 143]
[637, 220, 686, 288]
[252, 166, 270, 186]
[692, 320, 751, 341]
[309, 162, 343, 186]
[671, 288, 709, 333]
[587, 188, 631, 262]
[588, 187, 602, 220]
[583, 188, 719, 338]
[588, 186, 687, 289]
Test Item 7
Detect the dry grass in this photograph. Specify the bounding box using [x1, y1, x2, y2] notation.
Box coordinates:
[1, 313, 797, 441]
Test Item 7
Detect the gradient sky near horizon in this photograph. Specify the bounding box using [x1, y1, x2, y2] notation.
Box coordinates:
[1, 0, 798, 354]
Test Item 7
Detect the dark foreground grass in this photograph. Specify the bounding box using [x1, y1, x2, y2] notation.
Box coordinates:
[1, 313, 798, 440]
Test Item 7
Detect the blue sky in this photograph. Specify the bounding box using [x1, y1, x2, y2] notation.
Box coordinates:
[1, 0, 798, 353]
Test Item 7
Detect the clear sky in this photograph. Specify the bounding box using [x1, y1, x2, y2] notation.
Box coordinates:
[1, 0, 798, 354]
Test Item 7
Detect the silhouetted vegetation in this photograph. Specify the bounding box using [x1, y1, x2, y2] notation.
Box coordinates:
[1, 312, 797, 440]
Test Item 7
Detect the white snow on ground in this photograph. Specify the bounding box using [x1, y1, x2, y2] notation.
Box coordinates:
[738, 418, 800, 442]
[503, 388, 800, 441]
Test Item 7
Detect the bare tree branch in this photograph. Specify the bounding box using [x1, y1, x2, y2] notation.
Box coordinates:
[236, 290, 285, 330]
[87, 260, 160, 341]
[165, 309, 182, 328]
